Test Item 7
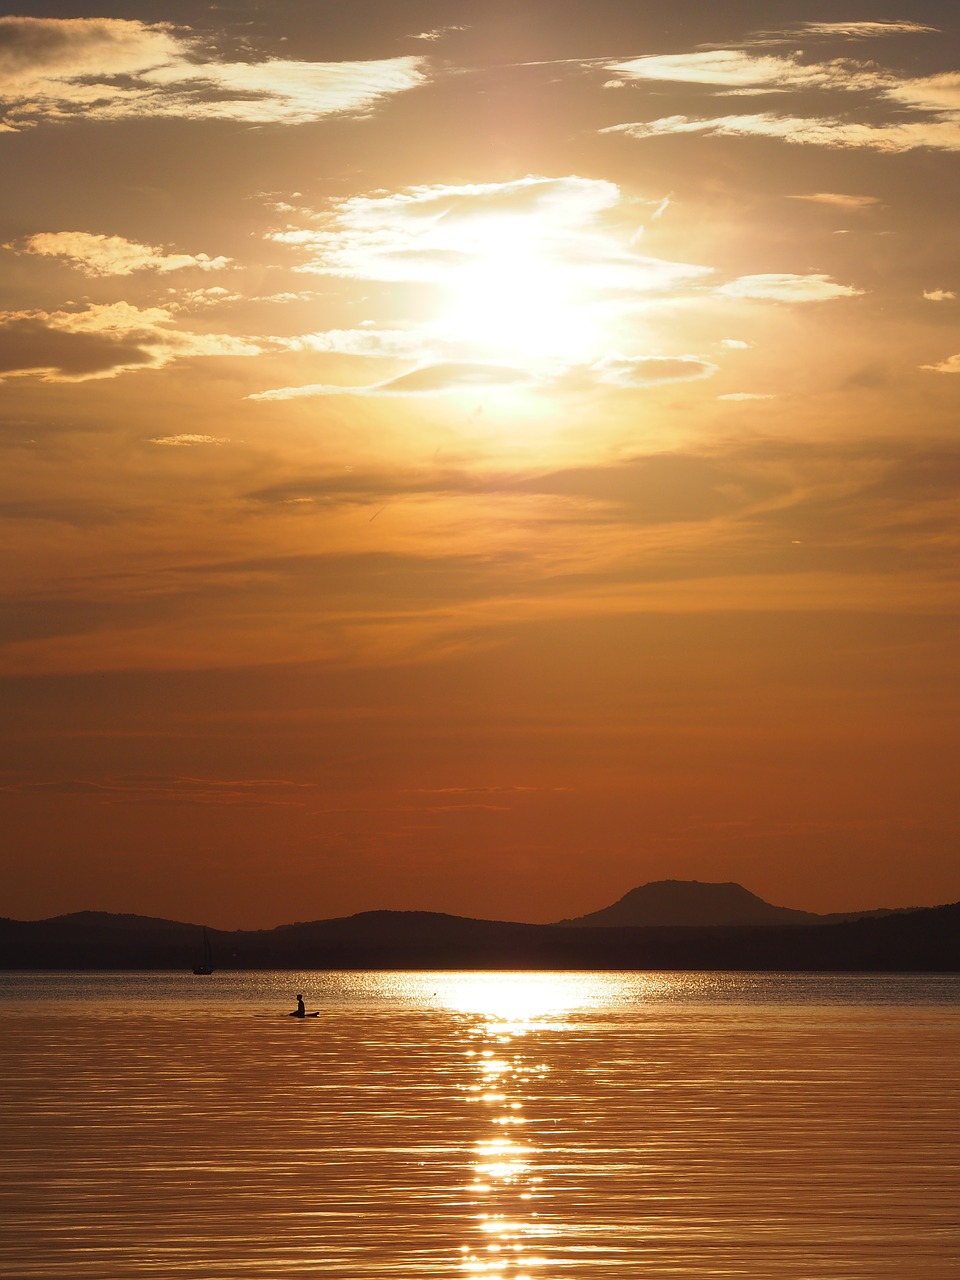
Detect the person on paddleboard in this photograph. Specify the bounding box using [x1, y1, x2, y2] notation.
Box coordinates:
[294, 993, 305, 1017]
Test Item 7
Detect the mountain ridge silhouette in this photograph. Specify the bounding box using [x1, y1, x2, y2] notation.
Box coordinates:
[1, 880, 955, 970]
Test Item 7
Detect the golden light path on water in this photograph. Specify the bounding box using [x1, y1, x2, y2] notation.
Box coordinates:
[433, 973, 667, 1280]
[2, 971, 960, 1279]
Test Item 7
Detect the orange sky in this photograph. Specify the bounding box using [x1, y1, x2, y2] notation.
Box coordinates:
[2, 3, 959, 927]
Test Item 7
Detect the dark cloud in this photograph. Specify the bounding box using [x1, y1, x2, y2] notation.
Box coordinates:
[250, 361, 534, 399]
[586, 353, 718, 387]
[0, 316, 154, 379]
[377, 361, 532, 394]
[249, 452, 782, 525]
[0, 599, 131, 644]
[241, 439, 960, 587]
[2, 441, 952, 676]
[0, 498, 132, 528]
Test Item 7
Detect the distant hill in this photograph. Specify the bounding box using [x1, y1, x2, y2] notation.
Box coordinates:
[555, 879, 899, 929]
[0, 895, 957, 971]
[0, 911, 209, 971]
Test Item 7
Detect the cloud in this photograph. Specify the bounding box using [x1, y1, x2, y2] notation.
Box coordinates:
[717, 392, 775, 401]
[255, 176, 722, 372]
[12, 231, 231, 276]
[269, 175, 621, 282]
[589, 353, 718, 387]
[251, 352, 718, 401]
[0, 16, 425, 128]
[740, 20, 939, 48]
[0, 301, 263, 381]
[377, 363, 533, 394]
[920, 353, 960, 374]
[247, 451, 782, 527]
[602, 39, 960, 155]
[409, 26, 468, 42]
[266, 175, 712, 294]
[720, 338, 751, 349]
[603, 114, 960, 153]
[889, 74, 960, 114]
[923, 290, 956, 302]
[796, 22, 939, 39]
[249, 361, 533, 400]
[605, 50, 885, 93]
[0, 314, 156, 380]
[0, 15, 181, 90]
[177, 286, 243, 309]
[717, 273, 862, 302]
[289, 328, 428, 358]
[149, 434, 231, 446]
[787, 193, 880, 210]
[140, 55, 426, 126]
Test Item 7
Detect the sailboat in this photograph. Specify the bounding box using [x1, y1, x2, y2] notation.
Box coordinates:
[193, 926, 214, 975]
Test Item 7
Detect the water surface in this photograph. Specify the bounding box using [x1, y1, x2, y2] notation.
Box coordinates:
[1, 971, 958, 1278]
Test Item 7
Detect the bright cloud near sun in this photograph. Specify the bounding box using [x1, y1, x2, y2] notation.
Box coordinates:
[717, 273, 863, 302]
[265, 176, 713, 377]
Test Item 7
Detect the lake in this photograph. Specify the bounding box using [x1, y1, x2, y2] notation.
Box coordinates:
[1, 971, 958, 1279]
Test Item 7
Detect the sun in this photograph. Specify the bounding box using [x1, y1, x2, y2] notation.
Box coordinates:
[432, 215, 606, 364]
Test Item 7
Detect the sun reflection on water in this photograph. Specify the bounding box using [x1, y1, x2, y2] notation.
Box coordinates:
[433, 971, 607, 1027]
[432, 974, 604, 1279]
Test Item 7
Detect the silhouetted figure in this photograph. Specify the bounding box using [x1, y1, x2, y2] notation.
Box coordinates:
[294, 993, 305, 1018]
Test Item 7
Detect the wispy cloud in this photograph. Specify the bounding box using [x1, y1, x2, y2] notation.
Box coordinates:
[717, 273, 863, 302]
[604, 114, 960, 153]
[11, 231, 231, 276]
[149, 434, 231, 446]
[409, 25, 468, 42]
[793, 21, 939, 39]
[889, 74, 960, 114]
[921, 353, 960, 374]
[606, 50, 885, 93]
[602, 36, 960, 154]
[739, 20, 939, 48]
[787, 193, 880, 210]
[0, 16, 425, 129]
[289, 328, 429, 359]
[923, 289, 956, 302]
[718, 392, 775, 401]
[140, 55, 427, 125]
[247, 450, 783, 528]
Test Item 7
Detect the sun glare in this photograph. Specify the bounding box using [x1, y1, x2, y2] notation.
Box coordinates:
[434, 216, 604, 363]
[434, 972, 604, 1028]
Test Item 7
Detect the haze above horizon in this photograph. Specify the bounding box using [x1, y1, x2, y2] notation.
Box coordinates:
[2, 3, 959, 932]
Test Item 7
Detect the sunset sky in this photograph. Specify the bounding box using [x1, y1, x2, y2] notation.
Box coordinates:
[2, 1, 959, 929]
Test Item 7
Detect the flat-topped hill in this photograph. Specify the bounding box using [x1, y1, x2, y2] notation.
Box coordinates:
[555, 879, 899, 929]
